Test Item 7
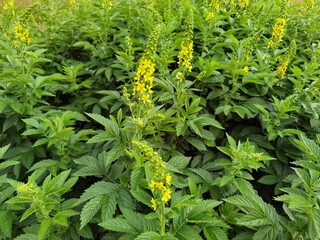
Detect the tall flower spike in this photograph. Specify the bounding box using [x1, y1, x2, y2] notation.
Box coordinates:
[268, 17, 286, 48]
[132, 25, 161, 104]
[177, 10, 194, 73]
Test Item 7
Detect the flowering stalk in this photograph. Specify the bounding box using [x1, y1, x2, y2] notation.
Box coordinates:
[268, 17, 286, 48]
[132, 141, 172, 234]
[132, 24, 161, 105]
[276, 40, 296, 78]
[177, 9, 194, 77]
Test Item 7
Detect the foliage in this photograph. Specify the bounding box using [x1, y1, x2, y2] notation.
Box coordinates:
[0, 0, 320, 239]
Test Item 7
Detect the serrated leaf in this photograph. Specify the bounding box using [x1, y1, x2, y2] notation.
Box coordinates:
[0, 160, 19, 170]
[204, 226, 228, 240]
[54, 210, 78, 227]
[131, 189, 152, 207]
[131, 167, 144, 190]
[186, 137, 206, 151]
[33, 138, 48, 147]
[188, 120, 204, 137]
[195, 115, 224, 129]
[253, 226, 277, 240]
[20, 206, 37, 222]
[28, 160, 58, 172]
[38, 218, 53, 240]
[87, 132, 114, 143]
[177, 226, 202, 240]
[80, 196, 103, 229]
[79, 225, 94, 239]
[0, 144, 10, 159]
[105, 144, 125, 165]
[77, 181, 119, 205]
[134, 232, 161, 240]
[176, 122, 188, 136]
[14, 233, 38, 240]
[190, 168, 213, 183]
[101, 194, 118, 222]
[86, 113, 119, 137]
[0, 210, 12, 238]
[99, 218, 135, 233]
[167, 156, 191, 170]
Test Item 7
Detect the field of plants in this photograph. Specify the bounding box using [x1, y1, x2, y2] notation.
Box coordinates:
[0, 0, 320, 239]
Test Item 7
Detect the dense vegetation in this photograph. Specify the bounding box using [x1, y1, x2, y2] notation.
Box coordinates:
[1, 0, 320, 239]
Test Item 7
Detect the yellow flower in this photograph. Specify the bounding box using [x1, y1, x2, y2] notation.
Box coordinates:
[69, 0, 76, 4]
[239, 0, 249, 9]
[149, 180, 156, 191]
[205, 12, 215, 21]
[155, 182, 164, 190]
[243, 66, 249, 72]
[133, 58, 155, 104]
[161, 188, 171, 203]
[178, 41, 193, 72]
[151, 198, 157, 210]
[13, 24, 31, 47]
[276, 59, 289, 77]
[3, 0, 14, 10]
[268, 17, 286, 48]
[165, 174, 172, 185]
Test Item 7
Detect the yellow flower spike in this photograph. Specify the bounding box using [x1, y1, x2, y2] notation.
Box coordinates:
[276, 59, 289, 77]
[165, 174, 172, 185]
[161, 188, 171, 203]
[243, 66, 249, 72]
[155, 182, 164, 190]
[151, 198, 157, 210]
[149, 180, 156, 191]
[268, 17, 286, 48]
[178, 41, 193, 72]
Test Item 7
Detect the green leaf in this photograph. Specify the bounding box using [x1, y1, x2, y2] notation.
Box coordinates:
[80, 196, 103, 229]
[20, 206, 37, 222]
[14, 233, 38, 240]
[253, 226, 277, 240]
[0, 144, 10, 159]
[234, 178, 255, 194]
[204, 226, 228, 240]
[177, 226, 202, 240]
[73, 155, 104, 177]
[131, 189, 152, 207]
[53, 210, 78, 227]
[105, 144, 125, 165]
[28, 159, 59, 172]
[134, 232, 161, 240]
[186, 137, 206, 151]
[131, 167, 144, 190]
[79, 225, 94, 239]
[188, 120, 204, 137]
[87, 132, 114, 143]
[86, 113, 119, 136]
[176, 122, 188, 136]
[167, 156, 191, 170]
[190, 168, 213, 183]
[0, 160, 19, 170]
[77, 181, 119, 205]
[258, 175, 279, 185]
[99, 218, 136, 233]
[294, 135, 320, 162]
[194, 115, 224, 129]
[33, 138, 48, 147]
[38, 218, 53, 240]
[0, 210, 12, 238]
[101, 194, 118, 222]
